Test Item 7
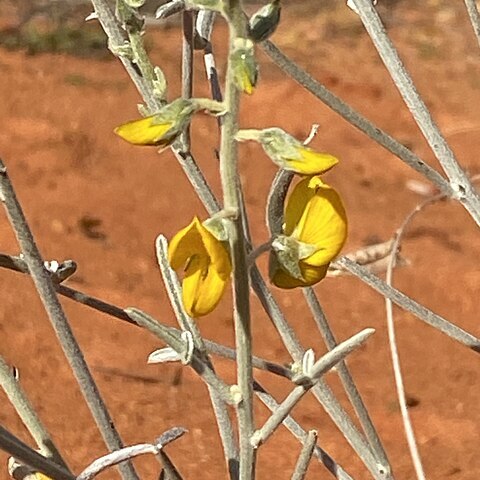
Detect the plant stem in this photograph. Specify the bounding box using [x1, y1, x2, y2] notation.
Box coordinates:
[156, 236, 239, 478]
[351, 0, 480, 225]
[0, 356, 70, 473]
[336, 257, 480, 352]
[0, 425, 74, 480]
[220, 2, 255, 478]
[126, 308, 235, 404]
[464, 0, 480, 49]
[291, 430, 317, 480]
[261, 40, 452, 197]
[303, 288, 390, 468]
[254, 383, 355, 480]
[0, 159, 138, 480]
[251, 329, 375, 448]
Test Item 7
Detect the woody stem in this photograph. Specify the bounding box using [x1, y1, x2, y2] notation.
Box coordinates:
[219, 1, 256, 479]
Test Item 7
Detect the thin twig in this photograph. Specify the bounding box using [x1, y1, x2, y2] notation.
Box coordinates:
[351, 0, 480, 225]
[125, 308, 235, 404]
[336, 256, 480, 352]
[155, 236, 239, 478]
[156, 0, 185, 20]
[0, 159, 138, 480]
[0, 356, 70, 473]
[77, 427, 187, 480]
[384, 195, 447, 480]
[266, 169, 293, 235]
[249, 267, 387, 478]
[0, 425, 74, 480]
[303, 288, 390, 468]
[156, 450, 184, 480]
[251, 329, 375, 448]
[291, 430, 318, 480]
[254, 383, 355, 480]
[198, 10, 223, 105]
[0, 254, 292, 381]
[260, 40, 452, 197]
[464, 0, 480, 49]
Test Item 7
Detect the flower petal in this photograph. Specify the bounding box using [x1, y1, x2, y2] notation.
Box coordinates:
[114, 115, 175, 146]
[294, 181, 348, 267]
[182, 254, 229, 317]
[285, 147, 339, 175]
[168, 217, 205, 271]
[270, 256, 329, 289]
[168, 217, 232, 317]
[283, 176, 317, 236]
[197, 221, 232, 280]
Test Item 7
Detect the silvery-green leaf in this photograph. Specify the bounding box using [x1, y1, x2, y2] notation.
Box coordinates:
[203, 216, 229, 241]
[124, 0, 146, 7]
[148, 347, 181, 364]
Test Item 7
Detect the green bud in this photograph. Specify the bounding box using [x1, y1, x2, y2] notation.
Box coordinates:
[115, 0, 144, 30]
[231, 38, 258, 95]
[249, 0, 281, 43]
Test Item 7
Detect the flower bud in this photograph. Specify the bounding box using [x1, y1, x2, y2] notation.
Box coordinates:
[231, 38, 258, 95]
[114, 98, 195, 148]
[249, 0, 281, 43]
[236, 127, 339, 175]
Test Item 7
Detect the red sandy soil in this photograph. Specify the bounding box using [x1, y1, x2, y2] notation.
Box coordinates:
[0, 1, 479, 479]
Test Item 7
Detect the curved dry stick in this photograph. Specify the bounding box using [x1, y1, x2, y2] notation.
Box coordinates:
[383, 194, 446, 480]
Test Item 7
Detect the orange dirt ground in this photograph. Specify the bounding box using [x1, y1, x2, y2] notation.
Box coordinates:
[0, 1, 479, 479]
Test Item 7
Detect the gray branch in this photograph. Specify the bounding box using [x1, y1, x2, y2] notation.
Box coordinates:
[351, 0, 480, 225]
[0, 159, 138, 480]
[291, 430, 318, 480]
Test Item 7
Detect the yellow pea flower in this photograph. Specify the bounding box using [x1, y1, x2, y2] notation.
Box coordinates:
[114, 98, 195, 147]
[270, 176, 347, 288]
[168, 217, 232, 317]
[236, 127, 339, 175]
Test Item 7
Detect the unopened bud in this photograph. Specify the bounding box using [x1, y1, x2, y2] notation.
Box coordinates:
[249, 0, 281, 42]
[231, 38, 258, 95]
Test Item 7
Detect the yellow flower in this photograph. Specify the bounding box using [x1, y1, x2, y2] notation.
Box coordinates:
[114, 98, 195, 147]
[236, 127, 338, 175]
[168, 217, 232, 317]
[270, 176, 347, 288]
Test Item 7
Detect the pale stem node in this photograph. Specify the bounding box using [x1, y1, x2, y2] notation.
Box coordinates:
[251, 328, 375, 448]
